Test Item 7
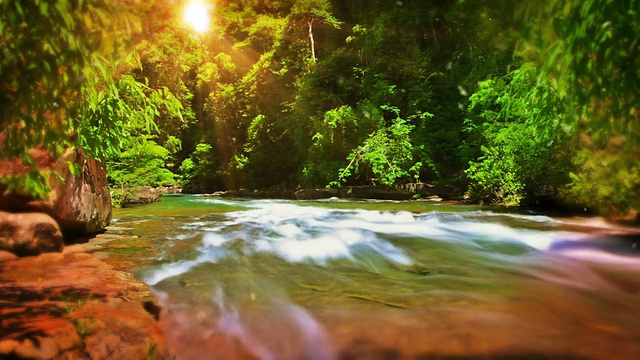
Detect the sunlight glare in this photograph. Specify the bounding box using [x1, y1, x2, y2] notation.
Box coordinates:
[183, 0, 212, 33]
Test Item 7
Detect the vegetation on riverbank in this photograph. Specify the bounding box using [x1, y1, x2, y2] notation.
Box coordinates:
[1, 0, 639, 218]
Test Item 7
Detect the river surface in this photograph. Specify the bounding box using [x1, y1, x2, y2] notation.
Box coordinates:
[110, 195, 640, 360]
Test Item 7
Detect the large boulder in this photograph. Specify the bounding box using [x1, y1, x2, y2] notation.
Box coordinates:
[119, 185, 181, 207]
[0, 148, 112, 235]
[0, 211, 64, 256]
[46, 148, 112, 234]
[123, 186, 161, 206]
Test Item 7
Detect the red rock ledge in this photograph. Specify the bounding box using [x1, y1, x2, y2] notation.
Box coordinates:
[0, 248, 167, 359]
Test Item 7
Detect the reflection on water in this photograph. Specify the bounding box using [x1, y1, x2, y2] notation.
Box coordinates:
[112, 195, 640, 359]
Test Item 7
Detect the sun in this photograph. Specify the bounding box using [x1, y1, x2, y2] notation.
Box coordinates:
[182, 0, 212, 33]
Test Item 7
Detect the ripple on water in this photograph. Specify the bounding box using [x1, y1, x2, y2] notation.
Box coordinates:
[111, 196, 640, 359]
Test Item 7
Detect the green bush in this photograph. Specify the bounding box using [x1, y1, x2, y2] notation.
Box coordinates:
[333, 106, 429, 187]
[464, 64, 571, 205]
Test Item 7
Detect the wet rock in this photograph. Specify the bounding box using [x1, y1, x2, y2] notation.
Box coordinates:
[398, 182, 468, 200]
[156, 185, 182, 195]
[339, 186, 414, 200]
[219, 189, 295, 199]
[0, 252, 167, 359]
[212, 184, 463, 201]
[204, 191, 226, 197]
[0, 250, 18, 262]
[0, 313, 84, 359]
[119, 185, 181, 207]
[0, 148, 112, 235]
[294, 188, 340, 200]
[0, 211, 64, 256]
[51, 149, 112, 234]
[218, 190, 240, 197]
[123, 186, 161, 206]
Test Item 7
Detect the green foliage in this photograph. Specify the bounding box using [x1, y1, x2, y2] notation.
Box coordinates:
[515, 0, 640, 214]
[134, 25, 203, 138]
[107, 0, 638, 217]
[108, 138, 178, 206]
[8, 0, 628, 216]
[290, 0, 341, 28]
[107, 140, 177, 207]
[289, 0, 342, 65]
[61, 294, 94, 338]
[80, 74, 183, 162]
[95, 71, 183, 207]
[466, 146, 524, 205]
[6, 0, 565, 204]
[522, 0, 640, 143]
[192, 0, 524, 191]
[560, 138, 640, 216]
[179, 143, 220, 193]
[0, 0, 142, 198]
[236, 14, 286, 52]
[302, 105, 379, 186]
[0, 0, 185, 201]
[464, 63, 571, 205]
[333, 106, 429, 187]
[178, 158, 196, 176]
[146, 343, 158, 360]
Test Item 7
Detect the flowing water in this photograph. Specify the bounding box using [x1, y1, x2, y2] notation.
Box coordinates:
[111, 195, 640, 359]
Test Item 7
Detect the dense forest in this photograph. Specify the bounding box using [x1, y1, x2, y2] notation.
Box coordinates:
[1, 0, 639, 218]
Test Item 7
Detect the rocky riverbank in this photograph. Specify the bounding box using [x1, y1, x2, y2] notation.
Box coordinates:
[0, 147, 168, 359]
[0, 228, 167, 359]
[0, 149, 168, 359]
[204, 183, 467, 202]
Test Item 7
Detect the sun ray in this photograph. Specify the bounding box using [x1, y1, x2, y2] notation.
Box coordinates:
[183, 0, 212, 33]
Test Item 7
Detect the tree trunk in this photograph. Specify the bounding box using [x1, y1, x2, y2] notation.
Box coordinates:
[308, 19, 316, 63]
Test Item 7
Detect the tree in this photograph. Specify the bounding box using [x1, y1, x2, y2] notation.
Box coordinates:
[333, 106, 428, 187]
[108, 138, 177, 207]
[1, 0, 130, 196]
[0, 0, 181, 198]
[522, 0, 639, 138]
[302, 105, 376, 186]
[179, 142, 222, 193]
[519, 0, 640, 215]
[290, 0, 341, 64]
[464, 62, 573, 205]
[103, 75, 184, 206]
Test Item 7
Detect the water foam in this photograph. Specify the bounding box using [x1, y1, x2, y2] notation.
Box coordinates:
[233, 203, 568, 259]
[145, 257, 208, 285]
[220, 203, 414, 265]
[146, 199, 613, 284]
[145, 239, 231, 285]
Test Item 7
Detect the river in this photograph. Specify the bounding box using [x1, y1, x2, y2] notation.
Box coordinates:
[110, 194, 640, 359]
